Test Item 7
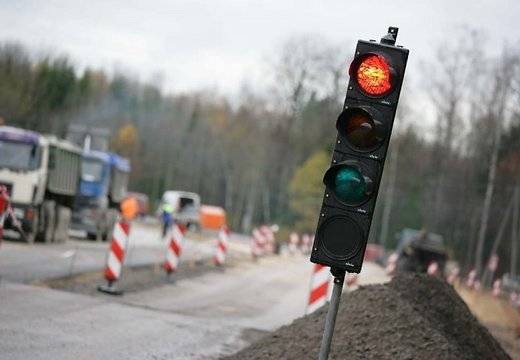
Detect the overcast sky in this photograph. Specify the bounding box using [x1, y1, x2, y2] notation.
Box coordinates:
[1, 0, 520, 97]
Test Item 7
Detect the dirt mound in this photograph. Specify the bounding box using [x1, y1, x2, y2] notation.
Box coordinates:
[223, 273, 509, 360]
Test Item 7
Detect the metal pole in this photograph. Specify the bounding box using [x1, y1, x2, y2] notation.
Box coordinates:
[318, 268, 345, 360]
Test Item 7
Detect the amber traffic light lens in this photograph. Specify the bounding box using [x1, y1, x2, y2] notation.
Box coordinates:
[337, 108, 385, 151]
[353, 54, 392, 96]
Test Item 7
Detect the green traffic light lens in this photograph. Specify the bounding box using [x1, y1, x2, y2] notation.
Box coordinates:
[333, 166, 367, 204]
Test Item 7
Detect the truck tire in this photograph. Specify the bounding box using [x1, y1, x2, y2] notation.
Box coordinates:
[38, 201, 56, 243]
[53, 206, 71, 243]
[24, 209, 38, 244]
[103, 209, 118, 241]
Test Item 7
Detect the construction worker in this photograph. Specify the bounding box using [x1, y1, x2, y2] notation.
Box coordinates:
[161, 202, 174, 237]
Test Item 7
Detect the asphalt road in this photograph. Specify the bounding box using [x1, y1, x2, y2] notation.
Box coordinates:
[0, 222, 389, 359]
[0, 221, 214, 283]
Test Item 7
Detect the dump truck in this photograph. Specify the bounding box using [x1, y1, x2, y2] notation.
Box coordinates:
[71, 150, 130, 240]
[394, 228, 447, 275]
[0, 126, 82, 243]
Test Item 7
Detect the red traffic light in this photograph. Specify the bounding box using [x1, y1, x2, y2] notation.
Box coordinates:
[350, 54, 393, 97]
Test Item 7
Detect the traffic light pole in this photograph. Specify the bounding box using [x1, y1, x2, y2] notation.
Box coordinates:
[318, 267, 345, 360]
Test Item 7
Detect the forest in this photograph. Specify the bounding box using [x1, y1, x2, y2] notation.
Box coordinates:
[1, 29, 519, 279]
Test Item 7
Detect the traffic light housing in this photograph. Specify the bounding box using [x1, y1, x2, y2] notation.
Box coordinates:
[310, 27, 409, 273]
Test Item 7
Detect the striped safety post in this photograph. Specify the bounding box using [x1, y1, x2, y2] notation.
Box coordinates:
[214, 225, 230, 266]
[385, 253, 399, 276]
[0, 185, 8, 244]
[427, 261, 440, 276]
[466, 268, 477, 289]
[164, 223, 187, 275]
[345, 273, 358, 287]
[306, 264, 331, 314]
[251, 227, 267, 259]
[259, 225, 275, 254]
[446, 267, 460, 285]
[492, 279, 501, 298]
[288, 232, 299, 255]
[98, 218, 131, 295]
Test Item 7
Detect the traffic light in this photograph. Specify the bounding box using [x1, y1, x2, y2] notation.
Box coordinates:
[310, 27, 409, 273]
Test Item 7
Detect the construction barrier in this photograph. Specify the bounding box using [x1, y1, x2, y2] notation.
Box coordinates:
[466, 269, 477, 289]
[251, 227, 267, 258]
[0, 185, 8, 243]
[345, 273, 359, 287]
[427, 261, 440, 276]
[385, 253, 398, 276]
[214, 225, 230, 266]
[164, 223, 187, 274]
[307, 263, 331, 314]
[288, 232, 299, 255]
[446, 267, 460, 285]
[98, 218, 131, 295]
[301, 233, 312, 254]
[492, 279, 501, 297]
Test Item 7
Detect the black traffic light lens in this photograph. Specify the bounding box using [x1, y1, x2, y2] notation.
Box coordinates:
[337, 108, 385, 152]
[318, 215, 363, 260]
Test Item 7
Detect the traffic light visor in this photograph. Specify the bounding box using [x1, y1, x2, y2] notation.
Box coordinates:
[350, 54, 393, 96]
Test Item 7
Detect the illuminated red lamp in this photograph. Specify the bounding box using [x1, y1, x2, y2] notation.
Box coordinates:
[350, 54, 393, 97]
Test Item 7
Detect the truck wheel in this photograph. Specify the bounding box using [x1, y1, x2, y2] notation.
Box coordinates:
[53, 206, 71, 243]
[24, 210, 38, 244]
[38, 201, 56, 243]
[103, 210, 118, 241]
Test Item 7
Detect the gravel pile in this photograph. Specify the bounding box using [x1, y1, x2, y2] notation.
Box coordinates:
[224, 273, 509, 360]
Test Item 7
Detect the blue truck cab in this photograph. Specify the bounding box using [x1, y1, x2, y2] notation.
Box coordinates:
[71, 150, 130, 241]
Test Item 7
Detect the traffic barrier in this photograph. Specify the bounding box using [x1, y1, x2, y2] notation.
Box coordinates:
[98, 218, 131, 295]
[345, 273, 358, 287]
[492, 279, 501, 297]
[0, 185, 7, 244]
[260, 225, 275, 254]
[446, 267, 460, 285]
[427, 261, 440, 276]
[214, 225, 230, 266]
[301, 233, 312, 254]
[288, 232, 299, 255]
[251, 227, 267, 259]
[385, 253, 398, 276]
[164, 223, 187, 274]
[466, 268, 477, 289]
[307, 263, 331, 314]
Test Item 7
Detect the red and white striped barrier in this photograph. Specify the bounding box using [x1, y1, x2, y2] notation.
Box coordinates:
[260, 225, 275, 254]
[492, 279, 501, 298]
[427, 261, 440, 276]
[251, 225, 277, 258]
[301, 233, 312, 254]
[251, 227, 267, 258]
[345, 273, 358, 287]
[98, 218, 131, 295]
[385, 253, 399, 276]
[307, 264, 331, 314]
[214, 225, 230, 266]
[164, 223, 187, 274]
[0, 186, 7, 244]
[446, 267, 460, 285]
[466, 268, 477, 289]
[288, 232, 299, 255]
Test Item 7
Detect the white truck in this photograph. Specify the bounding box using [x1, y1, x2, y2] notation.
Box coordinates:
[158, 191, 201, 230]
[0, 126, 82, 243]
